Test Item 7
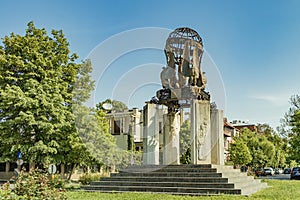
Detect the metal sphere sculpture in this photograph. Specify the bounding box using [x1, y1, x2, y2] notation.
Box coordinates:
[154, 27, 209, 111]
[161, 27, 206, 90]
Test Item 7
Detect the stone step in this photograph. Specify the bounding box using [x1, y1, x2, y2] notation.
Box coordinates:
[121, 168, 217, 173]
[212, 164, 269, 196]
[91, 181, 235, 188]
[81, 185, 241, 195]
[100, 176, 229, 183]
[126, 164, 212, 168]
[156, 168, 217, 172]
[112, 172, 222, 177]
[120, 164, 211, 172]
[82, 164, 268, 196]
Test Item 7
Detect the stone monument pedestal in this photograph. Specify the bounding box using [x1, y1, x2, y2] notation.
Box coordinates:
[163, 112, 180, 165]
[211, 109, 224, 165]
[142, 103, 159, 165]
[190, 99, 211, 164]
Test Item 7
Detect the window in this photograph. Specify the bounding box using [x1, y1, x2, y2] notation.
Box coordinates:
[113, 120, 121, 135]
[0, 163, 5, 172]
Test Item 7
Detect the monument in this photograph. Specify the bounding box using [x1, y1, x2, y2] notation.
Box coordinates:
[82, 27, 268, 196]
[143, 27, 224, 165]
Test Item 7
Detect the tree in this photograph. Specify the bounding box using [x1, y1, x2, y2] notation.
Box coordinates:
[257, 123, 287, 168]
[284, 95, 300, 163]
[179, 120, 191, 164]
[64, 59, 96, 179]
[72, 59, 95, 105]
[95, 99, 143, 168]
[257, 123, 274, 137]
[259, 138, 276, 167]
[0, 22, 79, 165]
[236, 128, 275, 168]
[229, 139, 252, 167]
[71, 59, 133, 174]
[74, 105, 117, 167]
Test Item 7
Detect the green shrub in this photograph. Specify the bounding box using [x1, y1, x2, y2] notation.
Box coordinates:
[0, 182, 21, 200]
[79, 173, 102, 185]
[49, 174, 66, 189]
[65, 183, 80, 191]
[0, 168, 67, 200]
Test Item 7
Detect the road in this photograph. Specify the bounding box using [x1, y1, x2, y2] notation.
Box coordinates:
[257, 174, 291, 180]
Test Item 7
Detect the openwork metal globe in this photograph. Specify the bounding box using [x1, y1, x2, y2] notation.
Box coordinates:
[155, 27, 210, 111]
[161, 27, 205, 89]
[165, 27, 203, 59]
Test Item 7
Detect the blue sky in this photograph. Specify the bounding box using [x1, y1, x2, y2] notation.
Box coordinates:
[1, 0, 300, 128]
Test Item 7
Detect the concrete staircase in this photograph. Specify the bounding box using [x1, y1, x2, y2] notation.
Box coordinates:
[212, 165, 268, 195]
[81, 164, 268, 196]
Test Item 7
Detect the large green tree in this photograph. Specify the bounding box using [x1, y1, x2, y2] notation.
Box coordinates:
[257, 123, 287, 168]
[0, 22, 79, 165]
[72, 59, 133, 172]
[284, 95, 300, 163]
[234, 128, 276, 168]
[229, 139, 252, 166]
[64, 59, 96, 177]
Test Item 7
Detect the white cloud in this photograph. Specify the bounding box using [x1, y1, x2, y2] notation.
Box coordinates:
[250, 94, 290, 106]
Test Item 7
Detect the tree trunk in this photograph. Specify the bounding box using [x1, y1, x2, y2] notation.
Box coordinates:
[67, 163, 77, 181]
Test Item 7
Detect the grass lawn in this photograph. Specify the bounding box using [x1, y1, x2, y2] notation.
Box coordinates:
[67, 180, 300, 200]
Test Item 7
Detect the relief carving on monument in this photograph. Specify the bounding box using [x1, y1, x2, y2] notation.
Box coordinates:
[197, 120, 209, 160]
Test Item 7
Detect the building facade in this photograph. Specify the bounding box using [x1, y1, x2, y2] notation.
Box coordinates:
[106, 108, 143, 151]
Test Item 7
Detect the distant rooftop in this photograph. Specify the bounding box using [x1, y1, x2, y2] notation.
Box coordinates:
[230, 120, 257, 132]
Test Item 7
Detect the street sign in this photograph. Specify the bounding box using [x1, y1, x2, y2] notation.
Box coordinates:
[17, 151, 22, 159]
[16, 159, 23, 166]
[48, 164, 57, 174]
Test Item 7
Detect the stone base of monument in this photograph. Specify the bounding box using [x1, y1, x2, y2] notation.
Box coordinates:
[81, 165, 267, 196]
[212, 165, 268, 195]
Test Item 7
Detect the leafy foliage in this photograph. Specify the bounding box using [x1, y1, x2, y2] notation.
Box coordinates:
[64, 59, 97, 178]
[0, 22, 124, 182]
[94, 99, 139, 169]
[229, 139, 252, 166]
[79, 173, 102, 185]
[283, 95, 300, 163]
[75, 105, 117, 167]
[73, 59, 95, 105]
[229, 128, 279, 168]
[0, 22, 80, 165]
[179, 120, 191, 164]
[0, 168, 67, 200]
[71, 59, 131, 172]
